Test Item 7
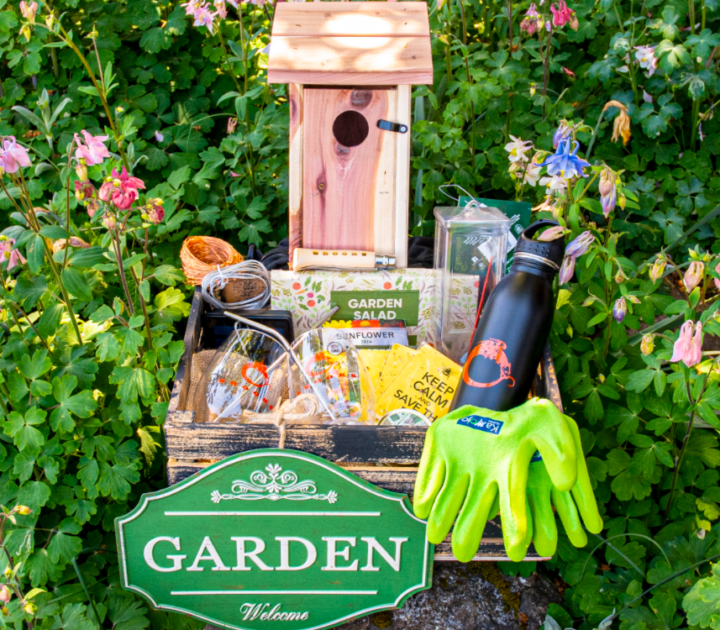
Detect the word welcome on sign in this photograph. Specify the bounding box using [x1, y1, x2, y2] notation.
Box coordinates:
[116, 450, 433, 630]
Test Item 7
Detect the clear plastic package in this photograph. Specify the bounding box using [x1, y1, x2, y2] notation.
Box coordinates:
[291, 328, 377, 425]
[433, 203, 510, 362]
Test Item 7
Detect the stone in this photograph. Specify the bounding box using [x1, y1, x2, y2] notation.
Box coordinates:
[204, 562, 562, 630]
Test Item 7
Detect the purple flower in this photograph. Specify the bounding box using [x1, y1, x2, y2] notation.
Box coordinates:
[599, 167, 616, 218]
[154, 130, 164, 142]
[558, 256, 575, 284]
[613, 297, 627, 323]
[538, 139, 590, 179]
[0, 136, 32, 173]
[565, 230, 595, 258]
[553, 122, 572, 149]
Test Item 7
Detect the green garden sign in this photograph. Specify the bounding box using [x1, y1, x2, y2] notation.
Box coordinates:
[116, 449, 433, 630]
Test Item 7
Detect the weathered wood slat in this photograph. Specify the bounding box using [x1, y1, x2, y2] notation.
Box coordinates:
[165, 421, 426, 463]
[271, 2, 431, 37]
[166, 462, 545, 561]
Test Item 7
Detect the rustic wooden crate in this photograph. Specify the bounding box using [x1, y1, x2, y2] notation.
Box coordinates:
[166, 288, 563, 561]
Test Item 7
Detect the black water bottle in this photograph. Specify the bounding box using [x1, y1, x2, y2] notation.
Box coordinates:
[451, 220, 564, 412]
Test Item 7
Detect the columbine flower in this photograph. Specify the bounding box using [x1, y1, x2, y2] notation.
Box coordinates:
[539, 139, 590, 179]
[0, 136, 31, 173]
[74, 130, 110, 166]
[74, 180, 97, 201]
[504, 136, 534, 163]
[537, 226, 568, 241]
[102, 213, 117, 230]
[75, 162, 88, 181]
[684, 261, 704, 292]
[192, 4, 216, 31]
[643, 90, 653, 103]
[154, 130, 164, 142]
[214, 0, 227, 19]
[565, 230, 595, 257]
[0, 237, 26, 271]
[106, 167, 146, 211]
[19, 1, 37, 23]
[613, 297, 627, 323]
[86, 198, 100, 218]
[0, 585, 10, 604]
[520, 3, 541, 35]
[550, 0, 577, 29]
[634, 45, 657, 77]
[227, 117, 238, 134]
[553, 121, 572, 148]
[599, 167, 617, 218]
[539, 174, 568, 193]
[145, 198, 165, 225]
[671, 321, 703, 367]
[641, 334, 654, 355]
[713, 261, 720, 291]
[181, 0, 203, 15]
[22, 602, 36, 615]
[649, 256, 666, 282]
[604, 100, 631, 145]
[558, 255, 575, 284]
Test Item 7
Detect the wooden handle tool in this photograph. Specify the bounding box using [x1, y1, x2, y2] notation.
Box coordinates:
[292, 248, 396, 271]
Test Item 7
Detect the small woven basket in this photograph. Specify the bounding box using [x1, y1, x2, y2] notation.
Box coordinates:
[180, 236, 244, 286]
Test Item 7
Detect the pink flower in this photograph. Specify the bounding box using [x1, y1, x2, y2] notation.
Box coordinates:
[227, 117, 237, 134]
[714, 261, 720, 291]
[0, 136, 32, 173]
[537, 226, 568, 242]
[613, 297, 627, 323]
[0, 237, 26, 271]
[671, 321, 703, 367]
[520, 3, 540, 35]
[214, 0, 227, 19]
[550, 0, 577, 28]
[74, 180, 97, 201]
[0, 584, 10, 604]
[599, 167, 616, 218]
[19, 1, 37, 23]
[74, 130, 110, 166]
[192, 4, 216, 31]
[558, 255, 575, 284]
[145, 198, 165, 225]
[86, 199, 100, 218]
[109, 167, 145, 211]
[102, 213, 117, 230]
[98, 180, 113, 202]
[684, 261, 704, 292]
[562, 67, 576, 77]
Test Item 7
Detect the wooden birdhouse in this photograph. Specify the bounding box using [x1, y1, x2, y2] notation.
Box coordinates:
[268, 1, 433, 269]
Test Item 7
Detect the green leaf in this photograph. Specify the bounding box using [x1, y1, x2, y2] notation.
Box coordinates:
[47, 519, 83, 565]
[59, 603, 97, 630]
[153, 287, 190, 324]
[656, 39, 691, 71]
[17, 480, 51, 510]
[5, 409, 46, 452]
[36, 303, 65, 339]
[168, 165, 193, 189]
[109, 598, 150, 630]
[49, 375, 97, 432]
[61, 267, 93, 301]
[110, 367, 155, 403]
[98, 461, 140, 500]
[18, 349, 52, 380]
[626, 369, 655, 393]
[153, 264, 185, 286]
[683, 563, 720, 628]
[13, 275, 46, 309]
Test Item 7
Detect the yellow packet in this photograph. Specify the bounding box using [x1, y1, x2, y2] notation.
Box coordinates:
[358, 349, 389, 390]
[375, 345, 418, 397]
[375, 344, 461, 421]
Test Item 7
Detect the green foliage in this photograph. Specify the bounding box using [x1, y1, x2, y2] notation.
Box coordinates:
[1, 0, 720, 627]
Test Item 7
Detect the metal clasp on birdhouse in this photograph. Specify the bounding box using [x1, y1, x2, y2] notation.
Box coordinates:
[377, 120, 408, 134]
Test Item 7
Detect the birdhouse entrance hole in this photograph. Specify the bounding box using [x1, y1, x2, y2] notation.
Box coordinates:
[332, 110, 369, 148]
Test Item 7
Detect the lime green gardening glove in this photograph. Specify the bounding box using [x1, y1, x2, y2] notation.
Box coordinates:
[489, 414, 603, 557]
[413, 397, 579, 562]
[526, 415, 603, 556]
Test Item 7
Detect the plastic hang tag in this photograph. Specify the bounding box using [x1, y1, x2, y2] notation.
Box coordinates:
[291, 329, 377, 424]
[193, 327, 288, 423]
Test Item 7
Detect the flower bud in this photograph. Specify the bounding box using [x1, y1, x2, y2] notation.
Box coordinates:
[615, 267, 625, 284]
[75, 161, 88, 181]
[641, 334, 654, 355]
[145, 198, 165, 225]
[684, 261, 705, 292]
[227, 117, 238, 134]
[102, 213, 117, 230]
[627, 295, 641, 304]
[649, 256, 666, 282]
[529, 82, 537, 97]
[23, 602, 36, 615]
[0, 585, 11, 604]
[613, 297, 627, 323]
[14, 505, 31, 515]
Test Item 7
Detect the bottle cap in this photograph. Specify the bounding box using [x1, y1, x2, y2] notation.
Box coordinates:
[514, 220, 565, 270]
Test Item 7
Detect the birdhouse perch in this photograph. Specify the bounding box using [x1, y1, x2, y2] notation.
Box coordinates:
[268, 1, 433, 269]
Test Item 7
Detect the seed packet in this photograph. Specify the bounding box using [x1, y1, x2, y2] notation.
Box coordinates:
[375, 344, 461, 422]
[375, 344, 418, 398]
[358, 349, 389, 390]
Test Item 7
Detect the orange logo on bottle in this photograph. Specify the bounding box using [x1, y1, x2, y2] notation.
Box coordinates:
[462, 339, 515, 389]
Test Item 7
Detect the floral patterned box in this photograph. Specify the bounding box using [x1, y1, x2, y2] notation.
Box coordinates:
[271, 269, 479, 348]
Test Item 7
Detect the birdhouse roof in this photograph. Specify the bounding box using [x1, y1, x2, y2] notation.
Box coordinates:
[267, 2, 433, 86]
